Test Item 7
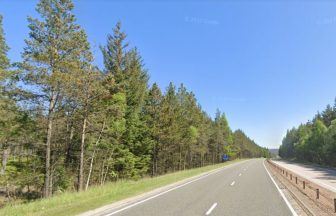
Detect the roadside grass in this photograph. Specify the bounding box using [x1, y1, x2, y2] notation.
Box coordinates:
[0, 159, 243, 216]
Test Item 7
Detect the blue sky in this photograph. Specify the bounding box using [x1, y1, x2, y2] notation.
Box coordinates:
[1, 0, 336, 148]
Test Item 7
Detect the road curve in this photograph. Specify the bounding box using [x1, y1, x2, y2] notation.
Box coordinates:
[97, 159, 294, 216]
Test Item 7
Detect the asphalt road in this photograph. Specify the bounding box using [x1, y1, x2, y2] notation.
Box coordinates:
[96, 159, 294, 216]
[272, 160, 336, 193]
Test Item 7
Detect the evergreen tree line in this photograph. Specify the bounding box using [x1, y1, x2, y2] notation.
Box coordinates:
[0, 0, 269, 202]
[279, 100, 336, 166]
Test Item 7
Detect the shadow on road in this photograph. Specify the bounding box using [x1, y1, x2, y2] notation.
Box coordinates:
[272, 159, 336, 182]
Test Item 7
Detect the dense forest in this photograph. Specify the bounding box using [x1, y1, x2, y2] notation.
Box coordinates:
[279, 100, 336, 167]
[0, 0, 269, 203]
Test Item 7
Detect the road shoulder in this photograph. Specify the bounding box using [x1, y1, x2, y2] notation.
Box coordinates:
[79, 160, 249, 216]
[263, 160, 299, 216]
[265, 160, 334, 216]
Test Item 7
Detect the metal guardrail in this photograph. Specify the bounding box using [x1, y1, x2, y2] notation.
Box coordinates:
[267, 159, 336, 214]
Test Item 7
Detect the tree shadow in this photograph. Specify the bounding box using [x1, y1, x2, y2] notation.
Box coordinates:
[273, 159, 336, 183]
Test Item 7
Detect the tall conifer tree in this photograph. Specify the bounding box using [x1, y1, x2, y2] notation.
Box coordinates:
[19, 0, 95, 197]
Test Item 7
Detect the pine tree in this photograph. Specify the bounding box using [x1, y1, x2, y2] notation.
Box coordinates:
[321, 104, 336, 127]
[195, 112, 212, 167]
[279, 99, 336, 166]
[100, 22, 129, 180]
[210, 110, 233, 163]
[71, 65, 102, 191]
[0, 14, 16, 176]
[158, 83, 182, 172]
[19, 0, 95, 197]
[101, 22, 128, 89]
[0, 15, 9, 78]
[176, 84, 201, 169]
[306, 119, 327, 163]
[123, 48, 150, 177]
[324, 120, 336, 166]
[143, 83, 162, 176]
[0, 12, 274, 202]
[102, 23, 152, 178]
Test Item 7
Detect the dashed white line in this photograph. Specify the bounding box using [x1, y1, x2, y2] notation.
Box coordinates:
[104, 160, 249, 216]
[238, 173, 242, 176]
[205, 202, 217, 215]
[230, 181, 235, 186]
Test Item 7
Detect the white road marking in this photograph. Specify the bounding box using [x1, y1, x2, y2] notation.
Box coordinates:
[263, 160, 298, 216]
[238, 173, 242, 176]
[205, 202, 217, 215]
[243, 168, 246, 171]
[230, 181, 235, 186]
[104, 160, 249, 215]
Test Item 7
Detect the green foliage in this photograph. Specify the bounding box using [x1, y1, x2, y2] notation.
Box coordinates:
[323, 120, 336, 165]
[0, 14, 16, 145]
[279, 99, 336, 167]
[0, 160, 242, 216]
[0, 0, 269, 206]
[232, 129, 269, 158]
[0, 15, 10, 78]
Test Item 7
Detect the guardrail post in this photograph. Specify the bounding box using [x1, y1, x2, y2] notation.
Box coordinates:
[303, 181, 305, 189]
[334, 198, 336, 213]
[286, 172, 288, 177]
[316, 189, 319, 199]
[295, 177, 297, 184]
[290, 174, 292, 180]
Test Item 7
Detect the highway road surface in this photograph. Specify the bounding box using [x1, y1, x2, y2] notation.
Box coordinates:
[92, 159, 295, 216]
[272, 160, 336, 193]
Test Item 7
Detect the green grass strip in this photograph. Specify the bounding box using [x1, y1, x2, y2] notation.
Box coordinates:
[0, 159, 244, 216]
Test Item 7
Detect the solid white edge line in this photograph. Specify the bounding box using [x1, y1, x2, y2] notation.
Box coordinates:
[263, 160, 298, 216]
[230, 181, 235, 186]
[205, 202, 217, 215]
[104, 160, 248, 216]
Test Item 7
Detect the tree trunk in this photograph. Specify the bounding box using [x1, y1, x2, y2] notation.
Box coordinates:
[101, 150, 114, 185]
[78, 116, 87, 191]
[100, 160, 105, 185]
[179, 146, 182, 171]
[1, 147, 10, 175]
[85, 149, 95, 191]
[85, 121, 105, 191]
[43, 92, 56, 198]
[152, 143, 156, 177]
[155, 157, 158, 176]
[102, 165, 109, 185]
[189, 151, 192, 169]
[65, 124, 74, 166]
[49, 167, 53, 195]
